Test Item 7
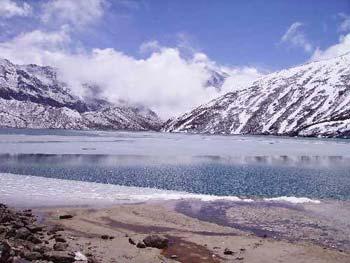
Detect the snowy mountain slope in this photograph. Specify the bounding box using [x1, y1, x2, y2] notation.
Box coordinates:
[0, 58, 161, 131]
[164, 53, 350, 137]
[204, 68, 229, 91]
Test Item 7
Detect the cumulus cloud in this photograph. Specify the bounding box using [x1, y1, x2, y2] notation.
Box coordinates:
[0, 27, 71, 65]
[310, 33, 350, 61]
[41, 0, 106, 28]
[338, 13, 350, 32]
[281, 22, 313, 52]
[0, 0, 31, 18]
[0, 28, 262, 119]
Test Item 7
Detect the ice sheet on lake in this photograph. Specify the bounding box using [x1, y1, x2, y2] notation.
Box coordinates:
[0, 173, 321, 207]
[0, 130, 349, 157]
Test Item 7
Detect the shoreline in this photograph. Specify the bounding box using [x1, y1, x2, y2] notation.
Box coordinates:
[2, 200, 349, 263]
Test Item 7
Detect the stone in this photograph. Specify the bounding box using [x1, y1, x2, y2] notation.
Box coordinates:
[53, 242, 69, 251]
[44, 251, 75, 263]
[15, 227, 31, 240]
[27, 234, 43, 244]
[55, 237, 67, 243]
[12, 256, 31, 263]
[6, 227, 17, 238]
[128, 238, 136, 245]
[32, 245, 50, 253]
[136, 242, 146, 248]
[58, 215, 73, 220]
[223, 248, 234, 255]
[101, 235, 109, 240]
[170, 255, 178, 259]
[74, 251, 88, 261]
[26, 225, 44, 233]
[0, 225, 8, 234]
[22, 251, 42, 261]
[143, 235, 168, 249]
[0, 241, 12, 262]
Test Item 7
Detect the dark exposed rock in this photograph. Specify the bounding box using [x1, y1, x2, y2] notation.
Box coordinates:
[58, 215, 73, 220]
[136, 242, 146, 248]
[54, 237, 66, 243]
[27, 234, 43, 244]
[0, 241, 13, 262]
[223, 248, 234, 255]
[32, 245, 50, 254]
[44, 251, 75, 263]
[143, 235, 169, 249]
[0, 226, 8, 234]
[21, 251, 42, 261]
[100, 235, 109, 240]
[26, 225, 44, 233]
[128, 238, 136, 245]
[15, 227, 31, 240]
[53, 242, 68, 251]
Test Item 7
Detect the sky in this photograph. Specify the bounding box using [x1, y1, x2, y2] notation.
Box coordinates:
[0, 0, 349, 118]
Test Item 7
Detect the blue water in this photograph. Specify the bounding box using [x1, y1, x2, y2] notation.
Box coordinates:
[0, 129, 349, 200]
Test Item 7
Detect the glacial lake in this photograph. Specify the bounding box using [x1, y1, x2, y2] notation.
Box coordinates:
[0, 128, 349, 204]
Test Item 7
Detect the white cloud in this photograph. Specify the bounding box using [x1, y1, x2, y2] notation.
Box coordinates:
[310, 33, 350, 61]
[338, 13, 350, 32]
[41, 0, 106, 28]
[281, 22, 313, 52]
[139, 40, 161, 54]
[0, 28, 263, 119]
[0, 0, 31, 18]
[0, 27, 70, 65]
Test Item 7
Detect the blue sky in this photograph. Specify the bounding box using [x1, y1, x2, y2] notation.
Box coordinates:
[0, 0, 349, 118]
[1, 0, 349, 70]
[93, 0, 350, 70]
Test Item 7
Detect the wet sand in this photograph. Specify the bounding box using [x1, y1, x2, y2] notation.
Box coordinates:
[36, 200, 350, 263]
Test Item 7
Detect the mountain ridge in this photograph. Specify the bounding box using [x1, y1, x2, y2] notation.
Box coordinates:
[163, 53, 350, 138]
[0, 58, 162, 131]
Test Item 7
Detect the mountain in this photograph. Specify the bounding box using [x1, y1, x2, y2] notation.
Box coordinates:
[204, 67, 229, 92]
[163, 53, 350, 138]
[0, 58, 161, 130]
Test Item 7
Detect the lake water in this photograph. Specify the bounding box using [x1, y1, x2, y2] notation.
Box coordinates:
[0, 128, 349, 206]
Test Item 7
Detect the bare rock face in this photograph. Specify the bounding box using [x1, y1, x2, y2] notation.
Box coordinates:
[0, 58, 162, 131]
[164, 53, 350, 138]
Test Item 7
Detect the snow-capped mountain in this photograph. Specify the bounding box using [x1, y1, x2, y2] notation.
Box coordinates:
[164, 53, 350, 138]
[0, 58, 161, 130]
[204, 68, 229, 92]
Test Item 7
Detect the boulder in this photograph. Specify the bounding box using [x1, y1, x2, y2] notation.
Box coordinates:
[27, 234, 43, 244]
[143, 235, 168, 249]
[44, 251, 75, 263]
[53, 242, 69, 251]
[58, 215, 73, 220]
[136, 242, 146, 248]
[21, 251, 42, 261]
[128, 238, 136, 245]
[0, 241, 13, 262]
[15, 227, 31, 240]
[55, 237, 67, 243]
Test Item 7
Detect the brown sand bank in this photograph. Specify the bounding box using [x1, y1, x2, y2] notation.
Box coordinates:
[36, 201, 350, 263]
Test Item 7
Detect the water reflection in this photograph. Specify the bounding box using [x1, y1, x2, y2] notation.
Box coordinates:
[0, 154, 349, 168]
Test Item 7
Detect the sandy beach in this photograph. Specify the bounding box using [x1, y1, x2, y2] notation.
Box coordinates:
[32, 200, 350, 263]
